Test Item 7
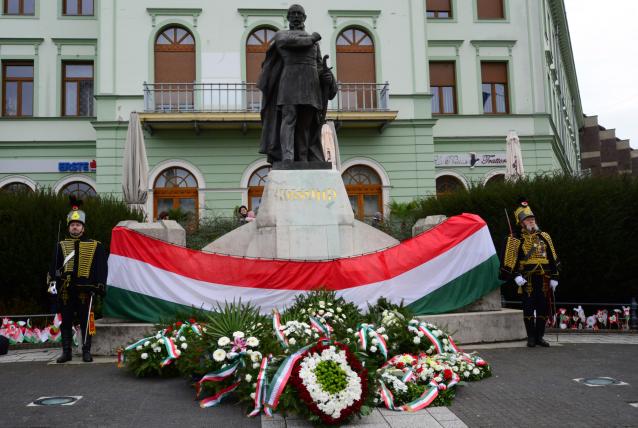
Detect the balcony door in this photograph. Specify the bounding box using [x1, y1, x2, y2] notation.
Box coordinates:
[336, 27, 377, 110]
[154, 26, 195, 111]
[246, 27, 276, 111]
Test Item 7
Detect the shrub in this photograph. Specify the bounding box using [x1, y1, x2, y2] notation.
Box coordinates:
[185, 214, 242, 250]
[0, 189, 142, 315]
[389, 173, 638, 302]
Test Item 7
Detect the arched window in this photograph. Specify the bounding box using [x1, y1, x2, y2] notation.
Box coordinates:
[246, 27, 276, 110]
[59, 181, 97, 199]
[342, 165, 382, 221]
[248, 165, 271, 211]
[436, 175, 465, 197]
[154, 26, 195, 111]
[1, 182, 33, 193]
[336, 27, 376, 110]
[485, 173, 505, 186]
[153, 167, 198, 222]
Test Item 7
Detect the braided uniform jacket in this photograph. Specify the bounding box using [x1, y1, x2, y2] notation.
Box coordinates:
[500, 230, 560, 282]
[48, 237, 108, 302]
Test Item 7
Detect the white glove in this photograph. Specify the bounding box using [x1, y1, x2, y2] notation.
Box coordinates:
[514, 276, 527, 287]
[47, 281, 57, 295]
[550, 279, 558, 291]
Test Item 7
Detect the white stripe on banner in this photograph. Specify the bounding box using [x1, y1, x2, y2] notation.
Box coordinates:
[107, 225, 495, 313]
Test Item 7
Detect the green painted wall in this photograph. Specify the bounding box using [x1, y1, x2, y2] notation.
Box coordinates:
[0, 0, 583, 217]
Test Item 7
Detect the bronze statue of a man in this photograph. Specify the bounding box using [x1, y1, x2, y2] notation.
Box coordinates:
[258, 4, 338, 165]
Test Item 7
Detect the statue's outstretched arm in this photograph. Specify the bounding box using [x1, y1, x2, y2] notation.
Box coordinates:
[277, 31, 319, 49]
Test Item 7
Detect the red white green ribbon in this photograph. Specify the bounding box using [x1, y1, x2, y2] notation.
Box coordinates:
[190, 322, 203, 336]
[272, 309, 288, 349]
[447, 336, 461, 353]
[174, 321, 203, 339]
[379, 379, 440, 412]
[199, 381, 241, 408]
[264, 344, 313, 412]
[357, 324, 388, 359]
[400, 381, 439, 412]
[401, 368, 416, 383]
[248, 355, 272, 417]
[309, 316, 331, 337]
[378, 380, 396, 410]
[418, 324, 443, 354]
[159, 336, 179, 367]
[195, 359, 242, 397]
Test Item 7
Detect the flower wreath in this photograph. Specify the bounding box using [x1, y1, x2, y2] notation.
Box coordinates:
[289, 341, 369, 425]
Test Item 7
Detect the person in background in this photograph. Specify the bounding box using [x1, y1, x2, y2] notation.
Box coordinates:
[500, 198, 560, 348]
[236, 205, 248, 223]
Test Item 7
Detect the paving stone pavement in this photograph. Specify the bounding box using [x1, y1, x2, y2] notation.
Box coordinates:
[261, 406, 467, 428]
[449, 343, 638, 427]
[2, 334, 637, 427]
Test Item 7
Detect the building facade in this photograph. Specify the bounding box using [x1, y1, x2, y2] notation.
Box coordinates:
[0, 0, 582, 221]
[579, 115, 637, 176]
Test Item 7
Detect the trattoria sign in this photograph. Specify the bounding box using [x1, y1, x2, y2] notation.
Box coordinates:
[435, 153, 506, 168]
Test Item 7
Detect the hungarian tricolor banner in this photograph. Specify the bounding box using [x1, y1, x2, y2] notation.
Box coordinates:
[105, 213, 500, 322]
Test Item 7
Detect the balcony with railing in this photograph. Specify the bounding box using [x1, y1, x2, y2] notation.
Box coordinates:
[139, 82, 397, 132]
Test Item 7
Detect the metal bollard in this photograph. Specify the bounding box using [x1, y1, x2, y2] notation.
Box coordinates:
[631, 297, 638, 330]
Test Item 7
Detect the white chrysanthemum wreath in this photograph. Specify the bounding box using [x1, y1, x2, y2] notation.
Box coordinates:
[297, 346, 363, 419]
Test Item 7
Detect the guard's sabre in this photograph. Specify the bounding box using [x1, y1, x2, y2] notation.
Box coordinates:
[84, 293, 94, 346]
[551, 287, 557, 328]
[504, 208, 513, 236]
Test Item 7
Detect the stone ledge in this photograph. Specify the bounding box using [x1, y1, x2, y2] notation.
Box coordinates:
[92, 320, 155, 356]
[417, 309, 526, 345]
[91, 309, 525, 355]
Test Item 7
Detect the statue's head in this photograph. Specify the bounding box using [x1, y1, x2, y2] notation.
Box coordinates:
[287, 4, 306, 30]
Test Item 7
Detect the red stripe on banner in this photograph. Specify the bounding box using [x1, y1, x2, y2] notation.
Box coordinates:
[110, 213, 486, 291]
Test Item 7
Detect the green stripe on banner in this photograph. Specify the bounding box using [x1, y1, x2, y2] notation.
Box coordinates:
[407, 255, 502, 315]
[104, 286, 208, 323]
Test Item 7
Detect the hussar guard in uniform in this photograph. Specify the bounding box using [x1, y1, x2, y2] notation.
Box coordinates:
[47, 197, 108, 362]
[500, 198, 560, 347]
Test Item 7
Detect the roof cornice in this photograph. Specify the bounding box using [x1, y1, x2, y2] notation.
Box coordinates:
[549, 0, 584, 126]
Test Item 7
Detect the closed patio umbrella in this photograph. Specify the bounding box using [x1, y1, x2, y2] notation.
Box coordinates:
[321, 121, 340, 170]
[505, 130, 524, 181]
[122, 112, 149, 219]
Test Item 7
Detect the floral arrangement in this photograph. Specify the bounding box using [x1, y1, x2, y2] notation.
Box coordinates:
[120, 293, 491, 426]
[0, 315, 81, 346]
[289, 341, 370, 425]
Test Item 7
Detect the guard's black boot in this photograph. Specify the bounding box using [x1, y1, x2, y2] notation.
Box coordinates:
[524, 317, 536, 347]
[56, 333, 72, 363]
[82, 334, 93, 362]
[535, 317, 550, 347]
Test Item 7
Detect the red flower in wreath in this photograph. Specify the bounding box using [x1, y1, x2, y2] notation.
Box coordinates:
[444, 368, 453, 380]
[289, 341, 369, 425]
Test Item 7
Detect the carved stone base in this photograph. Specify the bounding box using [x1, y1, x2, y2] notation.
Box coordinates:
[204, 169, 398, 259]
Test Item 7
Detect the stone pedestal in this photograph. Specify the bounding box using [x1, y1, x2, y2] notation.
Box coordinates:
[249, 169, 355, 259]
[115, 219, 186, 246]
[412, 215, 448, 236]
[205, 169, 398, 259]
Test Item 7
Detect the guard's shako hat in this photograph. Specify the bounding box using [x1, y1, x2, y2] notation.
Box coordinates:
[66, 196, 86, 225]
[514, 197, 534, 225]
